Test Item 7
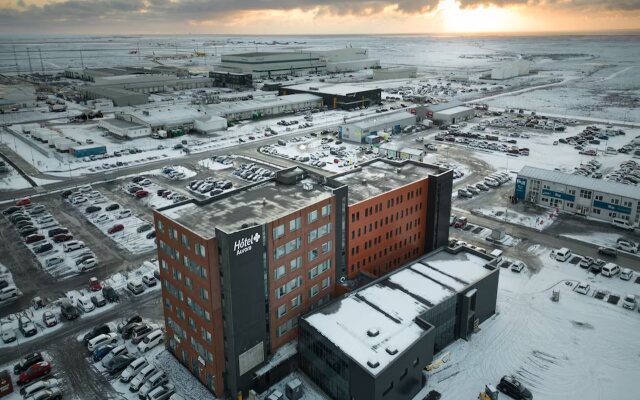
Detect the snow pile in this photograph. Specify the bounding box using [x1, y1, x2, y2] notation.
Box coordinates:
[473, 206, 558, 231]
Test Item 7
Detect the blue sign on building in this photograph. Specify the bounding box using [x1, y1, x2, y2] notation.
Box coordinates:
[542, 189, 575, 202]
[593, 200, 631, 214]
[515, 177, 527, 200]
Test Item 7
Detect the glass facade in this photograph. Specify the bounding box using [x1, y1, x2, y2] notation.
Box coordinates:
[423, 295, 457, 353]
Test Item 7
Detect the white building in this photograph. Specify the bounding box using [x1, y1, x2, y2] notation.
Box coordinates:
[515, 166, 640, 227]
[379, 143, 425, 160]
[339, 111, 416, 143]
[207, 94, 322, 121]
[98, 118, 151, 139]
[372, 66, 417, 81]
[311, 48, 380, 72]
[426, 102, 476, 125]
[219, 52, 326, 78]
[491, 60, 530, 80]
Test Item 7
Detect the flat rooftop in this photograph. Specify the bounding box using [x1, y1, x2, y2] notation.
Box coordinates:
[223, 51, 295, 58]
[350, 111, 415, 130]
[435, 105, 474, 115]
[304, 246, 495, 376]
[284, 82, 379, 96]
[206, 94, 321, 116]
[102, 118, 147, 129]
[333, 160, 442, 204]
[160, 176, 334, 238]
[121, 106, 205, 127]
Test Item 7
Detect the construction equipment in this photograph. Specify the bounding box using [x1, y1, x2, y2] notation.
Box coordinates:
[425, 352, 451, 371]
[479, 384, 499, 400]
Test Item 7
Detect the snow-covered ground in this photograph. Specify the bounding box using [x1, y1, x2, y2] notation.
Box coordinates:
[415, 245, 640, 400]
[0, 262, 21, 306]
[562, 232, 639, 257]
[258, 371, 329, 400]
[473, 206, 559, 231]
[0, 352, 57, 400]
[0, 167, 31, 190]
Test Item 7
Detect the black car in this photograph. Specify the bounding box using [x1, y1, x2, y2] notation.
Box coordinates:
[102, 285, 120, 303]
[85, 206, 101, 214]
[20, 227, 38, 237]
[127, 186, 142, 194]
[2, 206, 21, 215]
[132, 176, 145, 183]
[48, 227, 69, 238]
[117, 314, 142, 333]
[146, 230, 156, 239]
[597, 247, 617, 258]
[106, 354, 135, 374]
[423, 391, 442, 400]
[83, 324, 111, 344]
[91, 295, 107, 307]
[589, 264, 602, 274]
[497, 375, 533, 400]
[61, 190, 74, 198]
[60, 301, 80, 320]
[13, 352, 43, 375]
[11, 216, 30, 225]
[121, 323, 142, 340]
[136, 224, 153, 233]
[106, 203, 120, 212]
[34, 242, 53, 254]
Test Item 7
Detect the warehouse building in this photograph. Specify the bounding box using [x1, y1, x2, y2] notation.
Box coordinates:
[113, 106, 225, 134]
[311, 48, 380, 72]
[515, 166, 640, 227]
[154, 159, 452, 398]
[339, 111, 416, 143]
[219, 52, 326, 78]
[491, 60, 531, 80]
[372, 66, 417, 81]
[280, 83, 382, 110]
[207, 94, 322, 121]
[300, 245, 499, 400]
[422, 102, 476, 126]
[84, 86, 148, 107]
[209, 71, 253, 89]
[97, 118, 151, 139]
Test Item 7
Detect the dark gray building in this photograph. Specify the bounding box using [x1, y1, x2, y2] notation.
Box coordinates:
[279, 83, 382, 110]
[299, 246, 499, 400]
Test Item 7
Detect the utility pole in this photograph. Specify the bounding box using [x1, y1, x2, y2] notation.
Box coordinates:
[12, 45, 19, 75]
[39, 48, 46, 78]
[80, 50, 85, 69]
[26, 47, 33, 74]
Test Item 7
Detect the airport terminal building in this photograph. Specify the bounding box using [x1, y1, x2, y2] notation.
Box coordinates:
[154, 159, 452, 397]
[515, 166, 640, 227]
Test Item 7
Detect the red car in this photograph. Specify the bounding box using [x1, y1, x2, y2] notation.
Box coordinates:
[53, 233, 73, 243]
[108, 224, 124, 234]
[454, 217, 468, 229]
[135, 190, 149, 198]
[89, 277, 102, 292]
[25, 234, 45, 244]
[16, 198, 31, 206]
[18, 361, 51, 385]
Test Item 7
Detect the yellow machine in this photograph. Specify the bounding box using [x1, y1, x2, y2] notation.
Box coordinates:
[479, 384, 499, 400]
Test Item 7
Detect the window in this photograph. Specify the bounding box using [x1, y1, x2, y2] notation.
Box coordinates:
[273, 224, 285, 239]
[290, 256, 302, 272]
[275, 265, 286, 279]
[308, 229, 318, 243]
[308, 210, 318, 223]
[277, 304, 287, 318]
[156, 219, 164, 233]
[321, 241, 332, 253]
[164, 298, 172, 310]
[289, 217, 301, 232]
[185, 276, 192, 290]
[322, 276, 331, 289]
[285, 237, 301, 253]
[176, 307, 185, 320]
[308, 249, 318, 261]
[181, 234, 190, 249]
[318, 223, 331, 238]
[161, 259, 168, 271]
[310, 284, 319, 297]
[321, 204, 331, 216]
[169, 228, 178, 240]
[276, 277, 302, 298]
[195, 243, 206, 257]
[199, 287, 209, 301]
[201, 329, 212, 343]
[291, 295, 302, 309]
[274, 245, 285, 260]
[277, 317, 298, 337]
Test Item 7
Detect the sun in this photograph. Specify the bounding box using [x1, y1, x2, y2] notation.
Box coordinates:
[437, 0, 523, 33]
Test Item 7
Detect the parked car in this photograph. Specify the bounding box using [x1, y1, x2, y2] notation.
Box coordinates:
[89, 277, 102, 291]
[14, 352, 43, 375]
[52, 233, 73, 243]
[19, 378, 60, 397]
[616, 241, 638, 253]
[92, 344, 116, 362]
[87, 332, 118, 352]
[63, 240, 85, 252]
[601, 263, 620, 277]
[575, 282, 590, 295]
[496, 375, 532, 400]
[103, 285, 120, 302]
[42, 311, 57, 327]
[16, 198, 32, 207]
[0, 286, 19, 301]
[85, 206, 101, 214]
[138, 371, 169, 399]
[622, 294, 637, 311]
[83, 324, 111, 344]
[117, 314, 142, 333]
[101, 344, 128, 368]
[554, 247, 572, 262]
[142, 275, 156, 287]
[2, 206, 22, 215]
[47, 227, 68, 238]
[147, 385, 175, 400]
[106, 203, 120, 211]
[60, 301, 79, 320]
[106, 354, 136, 374]
[129, 364, 158, 392]
[19, 316, 37, 337]
[1, 324, 16, 343]
[17, 361, 51, 385]
[120, 357, 149, 382]
[579, 256, 593, 269]
[34, 242, 53, 254]
[131, 325, 153, 344]
[127, 280, 145, 295]
[620, 268, 633, 281]
[24, 386, 62, 400]
[117, 210, 132, 219]
[108, 224, 124, 234]
[137, 329, 164, 352]
[146, 230, 156, 239]
[597, 246, 617, 257]
[79, 258, 98, 272]
[25, 234, 45, 244]
[91, 293, 107, 307]
[511, 261, 525, 273]
[77, 296, 95, 313]
[454, 217, 468, 229]
[137, 224, 153, 233]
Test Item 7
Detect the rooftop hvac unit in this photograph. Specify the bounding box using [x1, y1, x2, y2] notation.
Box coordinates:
[367, 360, 380, 368]
[302, 182, 313, 191]
[367, 328, 379, 337]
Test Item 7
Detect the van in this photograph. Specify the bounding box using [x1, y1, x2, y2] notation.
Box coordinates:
[601, 263, 620, 277]
[555, 248, 572, 262]
[137, 329, 163, 353]
[611, 218, 635, 231]
[0, 286, 18, 301]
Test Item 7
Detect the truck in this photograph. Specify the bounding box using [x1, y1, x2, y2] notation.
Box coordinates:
[49, 104, 67, 112]
[54, 139, 75, 152]
[70, 144, 107, 158]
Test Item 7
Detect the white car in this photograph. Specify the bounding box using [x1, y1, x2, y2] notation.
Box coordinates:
[129, 364, 158, 392]
[575, 282, 590, 295]
[616, 241, 638, 253]
[0, 286, 19, 301]
[101, 344, 128, 367]
[72, 196, 88, 205]
[117, 210, 132, 219]
[510, 261, 525, 273]
[138, 371, 169, 399]
[622, 294, 637, 310]
[79, 258, 98, 272]
[137, 329, 164, 353]
[93, 213, 110, 224]
[20, 378, 60, 397]
[45, 256, 64, 268]
[87, 332, 118, 352]
[139, 179, 152, 186]
[63, 240, 85, 253]
[620, 268, 633, 281]
[77, 296, 95, 313]
[1, 324, 16, 343]
[120, 357, 148, 383]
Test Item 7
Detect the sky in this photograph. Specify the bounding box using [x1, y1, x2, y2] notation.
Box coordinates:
[0, 0, 639, 35]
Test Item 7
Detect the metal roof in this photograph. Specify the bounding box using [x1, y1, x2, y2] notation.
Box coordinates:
[518, 166, 640, 200]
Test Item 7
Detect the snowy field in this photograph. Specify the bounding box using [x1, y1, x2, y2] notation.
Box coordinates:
[417, 244, 640, 400]
[0, 167, 31, 190]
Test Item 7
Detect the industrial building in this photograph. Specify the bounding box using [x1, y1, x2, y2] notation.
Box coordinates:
[311, 48, 380, 73]
[279, 83, 382, 110]
[421, 102, 476, 126]
[84, 86, 149, 107]
[154, 159, 452, 398]
[0, 84, 37, 111]
[97, 118, 151, 139]
[515, 166, 640, 227]
[378, 143, 425, 160]
[209, 71, 254, 89]
[339, 112, 416, 143]
[218, 52, 326, 78]
[490, 60, 531, 80]
[207, 94, 322, 121]
[65, 66, 189, 82]
[372, 66, 417, 81]
[111, 106, 226, 135]
[300, 245, 499, 400]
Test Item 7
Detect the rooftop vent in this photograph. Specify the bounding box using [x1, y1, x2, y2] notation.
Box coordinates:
[396, 168, 401, 174]
[241, 223, 249, 229]
[302, 182, 313, 191]
[142, 111, 149, 116]
[385, 347, 398, 355]
[367, 360, 380, 369]
[367, 328, 379, 337]
[362, 179, 367, 185]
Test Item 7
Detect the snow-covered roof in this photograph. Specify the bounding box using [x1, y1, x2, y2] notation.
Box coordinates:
[349, 111, 415, 130]
[518, 166, 640, 200]
[284, 82, 379, 96]
[122, 106, 206, 127]
[434, 105, 474, 116]
[206, 94, 321, 117]
[304, 246, 496, 376]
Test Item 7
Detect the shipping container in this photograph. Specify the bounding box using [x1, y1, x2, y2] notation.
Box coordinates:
[70, 144, 107, 158]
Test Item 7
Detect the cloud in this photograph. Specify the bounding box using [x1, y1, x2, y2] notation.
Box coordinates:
[456, 0, 640, 11]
